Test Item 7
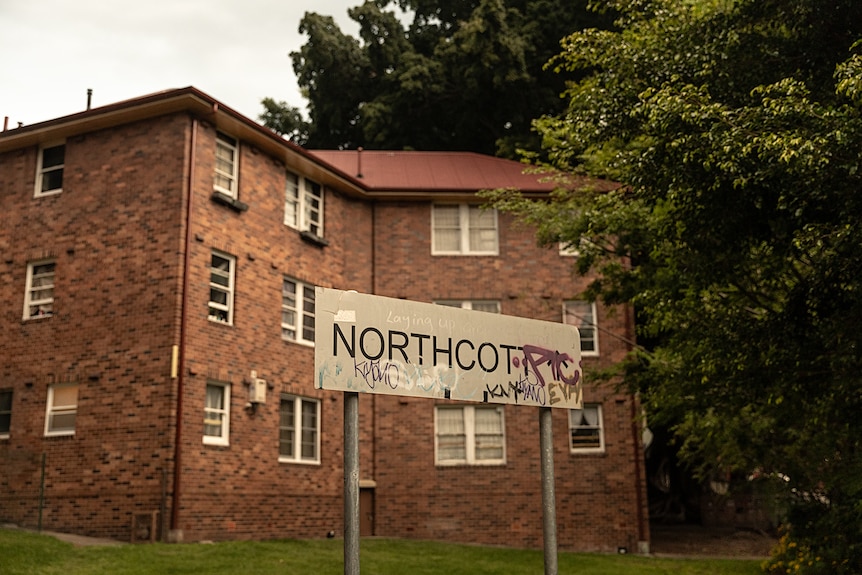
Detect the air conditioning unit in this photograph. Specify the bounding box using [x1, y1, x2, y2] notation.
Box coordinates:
[248, 371, 267, 404]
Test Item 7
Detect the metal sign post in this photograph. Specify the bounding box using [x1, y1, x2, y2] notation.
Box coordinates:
[344, 391, 360, 575]
[315, 288, 582, 574]
[539, 407, 558, 575]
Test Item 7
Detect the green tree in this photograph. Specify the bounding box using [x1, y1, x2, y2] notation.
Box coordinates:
[258, 98, 310, 145]
[267, 0, 613, 154]
[482, 1, 862, 571]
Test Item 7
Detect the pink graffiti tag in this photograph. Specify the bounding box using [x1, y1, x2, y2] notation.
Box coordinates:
[519, 344, 580, 387]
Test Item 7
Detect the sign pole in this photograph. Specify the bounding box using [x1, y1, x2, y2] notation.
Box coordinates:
[344, 391, 360, 575]
[539, 407, 558, 575]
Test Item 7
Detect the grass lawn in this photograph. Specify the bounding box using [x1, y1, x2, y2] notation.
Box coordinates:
[0, 529, 763, 575]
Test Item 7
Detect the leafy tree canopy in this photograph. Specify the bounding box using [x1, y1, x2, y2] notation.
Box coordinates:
[482, 0, 862, 570]
[263, 0, 614, 154]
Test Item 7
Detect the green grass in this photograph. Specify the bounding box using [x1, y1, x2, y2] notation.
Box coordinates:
[0, 529, 763, 575]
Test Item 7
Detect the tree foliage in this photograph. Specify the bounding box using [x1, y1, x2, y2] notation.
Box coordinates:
[482, 1, 862, 570]
[259, 98, 310, 145]
[268, 0, 614, 154]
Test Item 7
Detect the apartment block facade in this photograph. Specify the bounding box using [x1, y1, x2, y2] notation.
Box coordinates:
[0, 87, 649, 553]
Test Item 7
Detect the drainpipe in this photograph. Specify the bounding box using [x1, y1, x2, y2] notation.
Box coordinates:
[171, 118, 198, 539]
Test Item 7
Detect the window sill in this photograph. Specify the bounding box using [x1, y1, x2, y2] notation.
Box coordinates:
[203, 438, 230, 447]
[282, 336, 314, 348]
[23, 313, 54, 322]
[435, 461, 507, 467]
[569, 449, 607, 456]
[44, 431, 75, 438]
[278, 457, 321, 466]
[300, 230, 329, 247]
[35, 189, 63, 198]
[211, 191, 249, 212]
[431, 252, 500, 257]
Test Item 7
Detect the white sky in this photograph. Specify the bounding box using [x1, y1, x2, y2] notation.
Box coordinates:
[0, 0, 363, 128]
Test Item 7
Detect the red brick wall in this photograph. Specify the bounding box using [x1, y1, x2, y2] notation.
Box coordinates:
[163, 121, 373, 541]
[0, 113, 189, 539]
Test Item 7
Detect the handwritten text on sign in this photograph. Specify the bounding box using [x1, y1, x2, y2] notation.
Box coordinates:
[315, 288, 583, 409]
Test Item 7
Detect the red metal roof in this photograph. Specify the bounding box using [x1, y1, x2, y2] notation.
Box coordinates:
[309, 149, 562, 193]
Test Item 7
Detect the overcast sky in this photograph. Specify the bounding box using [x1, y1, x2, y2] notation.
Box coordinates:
[0, 0, 364, 128]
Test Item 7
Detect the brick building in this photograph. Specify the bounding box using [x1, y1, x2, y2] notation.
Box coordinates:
[0, 87, 649, 553]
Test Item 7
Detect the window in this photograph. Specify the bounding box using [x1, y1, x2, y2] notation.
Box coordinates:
[279, 395, 320, 464]
[435, 300, 500, 313]
[282, 278, 315, 344]
[432, 205, 498, 255]
[45, 383, 77, 437]
[203, 382, 230, 445]
[0, 390, 11, 438]
[35, 143, 64, 196]
[564, 301, 598, 355]
[435, 405, 505, 465]
[24, 260, 55, 319]
[208, 252, 235, 324]
[569, 404, 604, 453]
[214, 132, 238, 198]
[285, 172, 324, 237]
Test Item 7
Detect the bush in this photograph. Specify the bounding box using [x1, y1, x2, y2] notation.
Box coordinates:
[763, 501, 861, 575]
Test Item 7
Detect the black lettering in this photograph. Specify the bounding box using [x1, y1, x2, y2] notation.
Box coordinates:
[388, 330, 410, 362]
[433, 336, 452, 367]
[360, 327, 384, 360]
[500, 344, 520, 374]
[455, 339, 475, 370]
[334, 324, 356, 358]
[477, 342, 499, 373]
[411, 333, 430, 364]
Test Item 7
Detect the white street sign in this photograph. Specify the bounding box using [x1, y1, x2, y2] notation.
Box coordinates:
[315, 288, 582, 409]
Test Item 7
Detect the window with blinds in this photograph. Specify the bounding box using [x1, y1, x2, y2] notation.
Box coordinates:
[564, 300, 599, 355]
[203, 382, 230, 446]
[435, 405, 505, 465]
[568, 404, 604, 453]
[45, 383, 78, 437]
[432, 205, 498, 255]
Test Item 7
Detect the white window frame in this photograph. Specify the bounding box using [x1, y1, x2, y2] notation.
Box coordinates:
[563, 300, 599, 356]
[279, 395, 321, 464]
[282, 277, 315, 345]
[23, 259, 56, 320]
[214, 132, 239, 198]
[203, 382, 230, 446]
[0, 389, 12, 439]
[208, 251, 235, 325]
[432, 204, 499, 255]
[44, 383, 78, 437]
[435, 405, 506, 466]
[568, 404, 605, 453]
[284, 171, 324, 237]
[35, 142, 65, 197]
[435, 300, 501, 313]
